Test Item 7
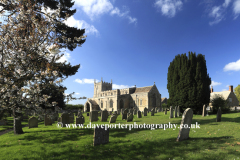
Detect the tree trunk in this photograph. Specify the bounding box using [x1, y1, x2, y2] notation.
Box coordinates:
[13, 107, 24, 134]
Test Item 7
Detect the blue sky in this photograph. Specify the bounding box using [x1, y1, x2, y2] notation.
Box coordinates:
[2, 0, 240, 105]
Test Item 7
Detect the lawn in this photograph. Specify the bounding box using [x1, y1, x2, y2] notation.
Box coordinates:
[0, 111, 240, 160]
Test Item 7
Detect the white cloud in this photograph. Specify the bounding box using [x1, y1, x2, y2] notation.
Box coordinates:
[56, 52, 71, 64]
[112, 84, 135, 89]
[154, 0, 183, 18]
[211, 81, 222, 86]
[223, 59, 240, 71]
[110, 7, 129, 17]
[223, 0, 231, 7]
[128, 16, 138, 24]
[233, 0, 240, 19]
[64, 17, 99, 36]
[74, 78, 100, 84]
[75, 93, 80, 95]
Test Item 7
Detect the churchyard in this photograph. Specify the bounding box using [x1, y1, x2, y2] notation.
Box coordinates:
[0, 109, 240, 160]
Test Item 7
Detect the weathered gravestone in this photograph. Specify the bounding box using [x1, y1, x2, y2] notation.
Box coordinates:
[155, 107, 158, 113]
[109, 113, 118, 123]
[169, 106, 173, 119]
[157, 108, 161, 113]
[90, 111, 98, 122]
[101, 110, 108, 122]
[177, 106, 180, 117]
[69, 113, 74, 123]
[117, 109, 120, 115]
[61, 113, 69, 127]
[121, 108, 124, 115]
[129, 109, 133, 115]
[216, 107, 222, 122]
[151, 108, 154, 116]
[122, 109, 128, 120]
[44, 115, 52, 126]
[127, 113, 133, 122]
[28, 117, 38, 128]
[133, 109, 137, 115]
[174, 106, 177, 118]
[93, 126, 109, 146]
[76, 115, 85, 125]
[108, 111, 112, 116]
[98, 112, 101, 117]
[202, 105, 206, 117]
[144, 108, 148, 116]
[137, 111, 142, 118]
[176, 108, 193, 142]
[14, 118, 23, 134]
[164, 108, 167, 115]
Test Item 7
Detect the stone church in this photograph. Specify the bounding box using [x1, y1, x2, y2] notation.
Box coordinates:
[84, 78, 162, 112]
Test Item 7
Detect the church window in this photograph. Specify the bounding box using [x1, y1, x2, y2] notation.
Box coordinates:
[140, 99, 142, 105]
[111, 92, 113, 95]
[101, 101, 103, 108]
[110, 99, 113, 108]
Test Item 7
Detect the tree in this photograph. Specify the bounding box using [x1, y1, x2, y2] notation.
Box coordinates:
[0, 0, 86, 134]
[167, 52, 211, 114]
[210, 94, 230, 114]
[234, 85, 240, 105]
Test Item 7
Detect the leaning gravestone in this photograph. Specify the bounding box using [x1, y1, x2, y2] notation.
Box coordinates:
[151, 108, 154, 116]
[202, 105, 206, 117]
[44, 115, 52, 126]
[176, 108, 193, 142]
[101, 110, 108, 122]
[144, 108, 148, 116]
[90, 111, 98, 122]
[174, 106, 177, 118]
[164, 109, 167, 115]
[137, 111, 142, 118]
[127, 113, 133, 122]
[76, 115, 85, 125]
[28, 117, 38, 129]
[93, 126, 109, 146]
[109, 114, 118, 123]
[61, 113, 69, 127]
[169, 106, 173, 119]
[122, 109, 128, 120]
[69, 113, 74, 123]
[216, 107, 222, 122]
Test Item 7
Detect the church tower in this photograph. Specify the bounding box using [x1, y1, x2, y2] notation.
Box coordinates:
[93, 78, 112, 97]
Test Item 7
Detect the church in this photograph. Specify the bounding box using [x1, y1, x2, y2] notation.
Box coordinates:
[84, 78, 162, 112]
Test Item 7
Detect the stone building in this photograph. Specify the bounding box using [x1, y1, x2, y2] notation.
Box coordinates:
[209, 85, 239, 109]
[161, 97, 168, 105]
[84, 78, 161, 112]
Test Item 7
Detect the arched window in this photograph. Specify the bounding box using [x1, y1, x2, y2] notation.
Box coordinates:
[110, 99, 113, 108]
[101, 101, 103, 108]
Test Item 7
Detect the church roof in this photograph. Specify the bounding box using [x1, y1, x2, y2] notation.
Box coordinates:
[134, 85, 153, 93]
[161, 97, 168, 101]
[210, 91, 231, 100]
[89, 100, 98, 106]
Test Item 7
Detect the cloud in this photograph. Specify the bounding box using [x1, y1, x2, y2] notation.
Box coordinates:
[233, 0, 240, 19]
[75, 0, 137, 25]
[208, 0, 232, 25]
[64, 17, 99, 36]
[112, 84, 135, 89]
[56, 52, 71, 64]
[223, 59, 240, 71]
[154, 0, 183, 18]
[211, 81, 222, 86]
[75, 78, 100, 84]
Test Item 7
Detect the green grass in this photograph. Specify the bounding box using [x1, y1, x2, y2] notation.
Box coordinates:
[0, 111, 240, 160]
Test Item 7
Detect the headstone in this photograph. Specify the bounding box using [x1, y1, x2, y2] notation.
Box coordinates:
[14, 118, 23, 134]
[44, 115, 52, 126]
[176, 108, 193, 142]
[137, 111, 142, 118]
[169, 106, 173, 118]
[122, 109, 128, 120]
[151, 108, 154, 116]
[133, 109, 137, 115]
[202, 105, 206, 117]
[121, 108, 124, 115]
[177, 106, 180, 117]
[98, 112, 101, 117]
[101, 110, 108, 122]
[127, 113, 133, 122]
[144, 107, 148, 116]
[93, 126, 109, 146]
[61, 113, 69, 127]
[109, 114, 118, 123]
[68, 113, 74, 123]
[155, 107, 158, 113]
[57, 117, 62, 122]
[108, 111, 112, 116]
[174, 106, 177, 118]
[76, 116, 85, 125]
[216, 107, 222, 122]
[87, 113, 89, 116]
[28, 117, 38, 128]
[90, 111, 98, 122]
[117, 109, 120, 115]
[129, 109, 133, 115]
[77, 110, 83, 117]
[157, 108, 161, 112]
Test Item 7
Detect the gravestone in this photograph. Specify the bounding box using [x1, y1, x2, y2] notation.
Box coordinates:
[121, 109, 124, 115]
[77, 110, 83, 117]
[176, 108, 193, 142]
[137, 111, 142, 118]
[93, 126, 109, 146]
[169, 106, 173, 119]
[117, 109, 120, 115]
[44, 115, 52, 126]
[155, 107, 158, 113]
[87, 113, 89, 116]
[216, 107, 222, 122]
[14, 118, 23, 134]
[202, 105, 206, 117]
[90, 111, 98, 122]
[108, 111, 112, 116]
[28, 117, 38, 128]
[76, 116, 85, 125]
[177, 106, 180, 117]
[57, 117, 62, 122]
[174, 106, 177, 118]
[127, 113, 133, 122]
[129, 109, 133, 115]
[53, 112, 59, 121]
[144, 108, 148, 116]
[101, 110, 108, 122]
[122, 109, 128, 120]
[68, 113, 74, 123]
[98, 112, 101, 117]
[151, 108, 154, 116]
[109, 113, 118, 123]
[61, 113, 69, 127]
[157, 108, 161, 112]
[133, 109, 137, 115]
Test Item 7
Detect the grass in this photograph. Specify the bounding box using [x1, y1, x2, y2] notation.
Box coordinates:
[0, 111, 240, 160]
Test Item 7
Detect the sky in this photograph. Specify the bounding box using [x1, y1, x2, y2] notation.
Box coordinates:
[2, 0, 240, 106]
